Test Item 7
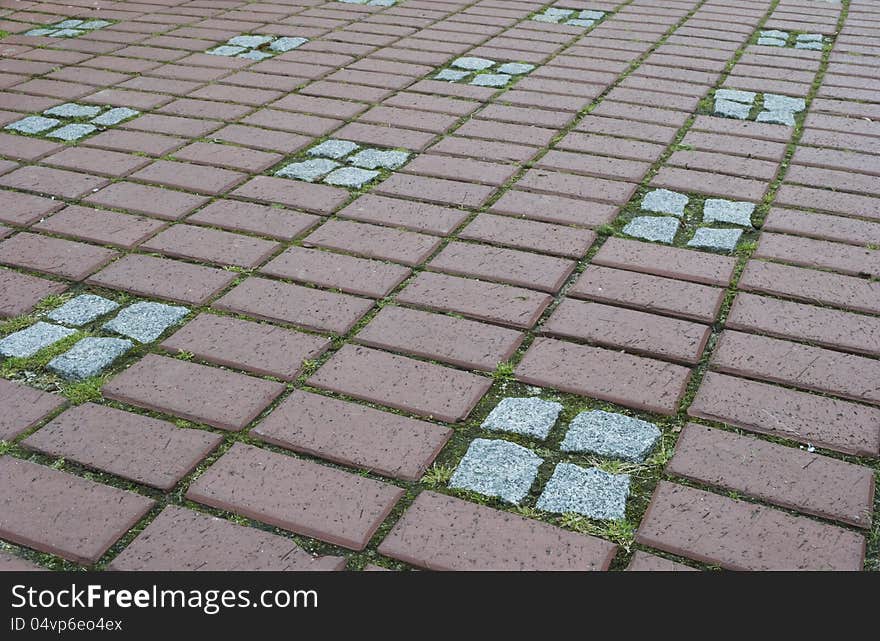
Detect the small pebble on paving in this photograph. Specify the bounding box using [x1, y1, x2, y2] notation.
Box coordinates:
[536, 464, 631, 521]
[449, 438, 543, 504]
[561, 410, 661, 462]
[481, 397, 563, 440]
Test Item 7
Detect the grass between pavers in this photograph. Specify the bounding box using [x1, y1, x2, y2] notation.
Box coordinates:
[1, 0, 876, 572]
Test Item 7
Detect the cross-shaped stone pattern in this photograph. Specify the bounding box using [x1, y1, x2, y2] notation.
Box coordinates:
[276, 139, 411, 188]
[24, 18, 113, 38]
[758, 29, 826, 50]
[713, 89, 807, 126]
[434, 57, 536, 88]
[531, 7, 607, 28]
[206, 34, 309, 61]
[4, 103, 140, 141]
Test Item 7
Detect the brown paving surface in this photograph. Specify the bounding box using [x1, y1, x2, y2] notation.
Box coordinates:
[0, 0, 878, 572]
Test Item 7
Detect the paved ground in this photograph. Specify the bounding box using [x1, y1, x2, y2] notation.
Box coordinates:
[0, 0, 877, 572]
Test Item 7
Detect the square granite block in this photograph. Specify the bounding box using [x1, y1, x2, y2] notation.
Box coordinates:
[103, 301, 189, 343]
[270, 37, 308, 52]
[5, 116, 61, 135]
[703, 199, 754, 227]
[48, 337, 132, 379]
[756, 109, 795, 126]
[641, 188, 688, 216]
[481, 397, 563, 440]
[0, 322, 76, 358]
[207, 45, 247, 56]
[308, 139, 359, 159]
[623, 216, 680, 243]
[498, 63, 534, 75]
[276, 158, 339, 181]
[452, 57, 495, 71]
[560, 410, 661, 462]
[449, 438, 542, 504]
[435, 69, 470, 82]
[349, 149, 409, 170]
[715, 89, 756, 104]
[687, 227, 742, 251]
[470, 74, 511, 88]
[714, 99, 751, 119]
[44, 103, 102, 118]
[228, 35, 273, 49]
[536, 463, 630, 520]
[47, 294, 120, 326]
[46, 124, 97, 141]
[323, 167, 379, 188]
[762, 94, 805, 113]
[91, 108, 139, 126]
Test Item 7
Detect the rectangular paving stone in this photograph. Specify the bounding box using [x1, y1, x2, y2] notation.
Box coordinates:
[87, 254, 236, 306]
[428, 241, 576, 293]
[689, 371, 880, 457]
[636, 481, 865, 571]
[711, 330, 880, 407]
[42, 147, 151, 178]
[651, 166, 767, 201]
[737, 259, 880, 315]
[626, 551, 697, 572]
[0, 190, 64, 225]
[754, 232, 880, 279]
[109, 505, 345, 571]
[0, 456, 154, 564]
[355, 305, 523, 372]
[517, 169, 638, 205]
[84, 182, 209, 221]
[543, 299, 710, 365]
[33, 206, 166, 249]
[160, 313, 330, 381]
[570, 265, 724, 324]
[336, 194, 469, 235]
[0, 268, 67, 318]
[213, 277, 373, 335]
[374, 173, 495, 208]
[490, 189, 617, 227]
[140, 224, 279, 269]
[23, 403, 222, 491]
[84, 130, 185, 156]
[727, 292, 880, 358]
[130, 159, 247, 195]
[308, 344, 491, 423]
[103, 354, 285, 432]
[253, 390, 452, 482]
[0, 378, 65, 441]
[378, 491, 617, 571]
[0, 165, 109, 199]
[186, 200, 319, 241]
[0, 233, 117, 281]
[516, 337, 691, 416]
[232, 176, 350, 214]
[397, 271, 551, 329]
[303, 219, 440, 267]
[763, 207, 880, 248]
[261, 246, 409, 299]
[186, 442, 404, 550]
[593, 237, 736, 286]
[668, 424, 874, 528]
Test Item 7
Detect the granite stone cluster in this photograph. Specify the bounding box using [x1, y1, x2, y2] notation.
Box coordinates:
[206, 34, 309, 61]
[623, 189, 754, 251]
[758, 29, 825, 50]
[4, 103, 140, 142]
[434, 57, 535, 88]
[0, 295, 189, 380]
[713, 88, 806, 126]
[338, 0, 397, 5]
[276, 138, 411, 188]
[448, 398, 662, 520]
[24, 18, 113, 38]
[531, 7, 606, 28]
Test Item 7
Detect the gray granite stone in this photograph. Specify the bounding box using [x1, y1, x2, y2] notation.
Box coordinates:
[757, 37, 787, 47]
[470, 73, 511, 87]
[238, 50, 273, 61]
[52, 29, 84, 38]
[452, 57, 496, 71]
[623, 216, 680, 243]
[369, 0, 396, 5]
[47, 295, 120, 327]
[580, 10, 606, 19]
[545, 8, 575, 17]
[91, 107, 139, 126]
[323, 166, 379, 188]
[0, 322, 76, 358]
[435, 69, 469, 82]
[25, 28, 57, 36]
[308, 139, 359, 159]
[228, 35, 273, 49]
[536, 464, 630, 520]
[702, 199, 755, 226]
[481, 397, 563, 440]
[5, 116, 61, 135]
[47, 337, 132, 380]
[269, 36, 308, 52]
[641, 188, 689, 216]
[449, 438, 542, 504]
[532, 13, 561, 23]
[276, 158, 340, 181]
[794, 41, 823, 50]
[687, 227, 743, 251]
[102, 302, 189, 343]
[714, 98, 751, 119]
[207, 45, 247, 56]
[79, 20, 112, 30]
[566, 19, 596, 27]
[760, 29, 789, 39]
[46, 123, 97, 141]
[560, 410, 661, 462]
[349, 148, 409, 170]
[497, 62, 535, 75]
[762, 93, 806, 113]
[53, 19, 83, 28]
[44, 103, 102, 118]
[756, 109, 796, 126]
[715, 88, 756, 104]
[797, 33, 823, 42]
